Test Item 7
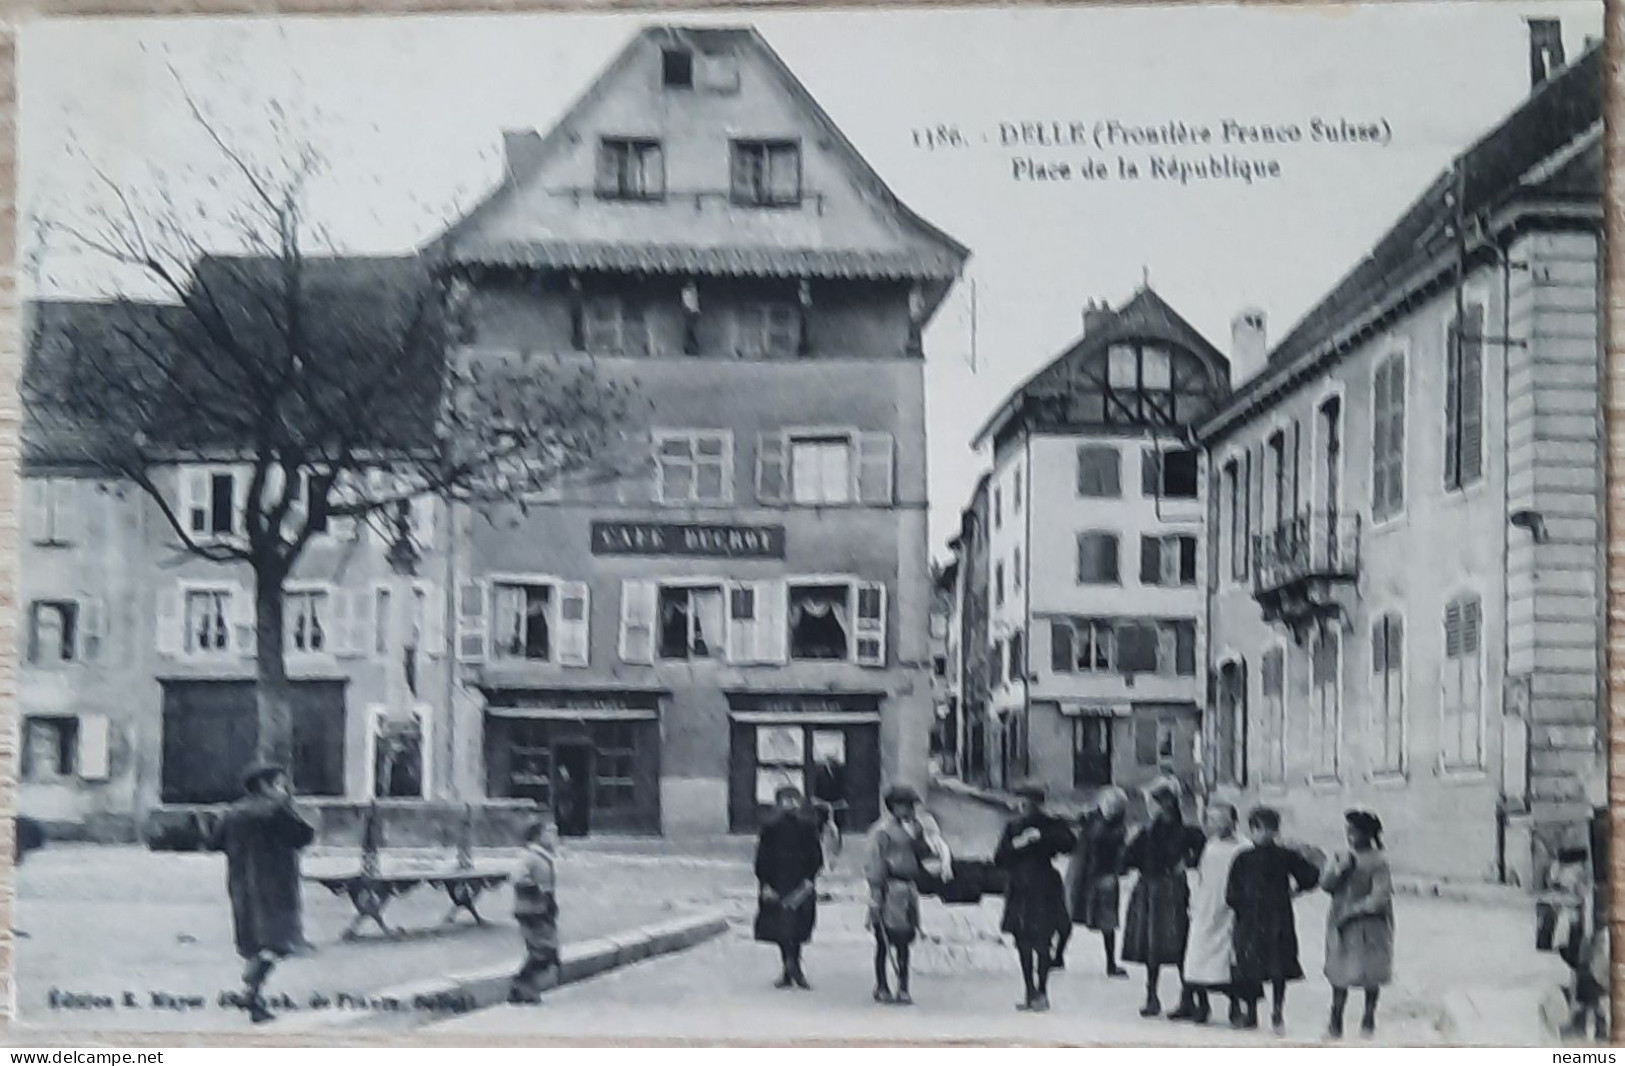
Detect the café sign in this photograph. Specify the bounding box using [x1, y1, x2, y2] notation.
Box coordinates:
[591, 520, 786, 559]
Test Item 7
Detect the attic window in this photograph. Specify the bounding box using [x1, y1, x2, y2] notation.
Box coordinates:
[662, 48, 694, 89]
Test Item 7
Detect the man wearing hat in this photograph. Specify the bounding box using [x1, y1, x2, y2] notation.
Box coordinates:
[993, 781, 1075, 1011]
[209, 762, 316, 1023]
[863, 784, 939, 1005]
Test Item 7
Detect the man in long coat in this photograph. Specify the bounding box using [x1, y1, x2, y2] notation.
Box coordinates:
[209, 762, 316, 1023]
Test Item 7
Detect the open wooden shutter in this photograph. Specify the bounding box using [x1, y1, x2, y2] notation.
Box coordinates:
[726, 583, 756, 663]
[619, 580, 657, 664]
[1050, 620, 1074, 672]
[80, 596, 106, 663]
[456, 580, 489, 663]
[422, 584, 446, 658]
[594, 140, 619, 197]
[557, 581, 591, 666]
[231, 584, 257, 658]
[156, 586, 183, 657]
[856, 433, 894, 504]
[756, 433, 788, 504]
[758, 580, 788, 664]
[345, 587, 372, 658]
[853, 581, 887, 667]
[77, 714, 111, 781]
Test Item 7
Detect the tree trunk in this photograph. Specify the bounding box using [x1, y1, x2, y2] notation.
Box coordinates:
[255, 564, 295, 768]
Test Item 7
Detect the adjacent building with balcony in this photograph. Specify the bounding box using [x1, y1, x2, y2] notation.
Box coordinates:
[434, 25, 967, 835]
[1199, 36, 1603, 886]
[958, 288, 1230, 802]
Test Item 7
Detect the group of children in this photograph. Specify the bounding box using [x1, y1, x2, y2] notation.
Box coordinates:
[1046, 779, 1395, 1037]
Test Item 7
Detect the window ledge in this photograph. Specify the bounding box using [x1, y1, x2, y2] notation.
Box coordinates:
[1367, 771, 1409, 789]
[1435, 765, 1490, 785]
[1306, 774, 1344, 793]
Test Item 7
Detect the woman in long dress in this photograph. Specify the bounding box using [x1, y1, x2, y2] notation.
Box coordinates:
[753, 786, 824, 990]
[1174, 800, 1247, 1025]
[1321, 809, 1394, 1038]
[1062, 787, 1129, 977]
[1121, 780, 1205, 1017]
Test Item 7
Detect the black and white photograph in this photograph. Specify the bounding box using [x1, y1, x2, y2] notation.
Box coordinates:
[11, 0, 1612, 1044]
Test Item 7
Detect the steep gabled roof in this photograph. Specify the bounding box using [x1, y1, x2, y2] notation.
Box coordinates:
[971, 287, 1229, 448]
[431, 25, 967, 293]
[1201, 43, 1602, 439]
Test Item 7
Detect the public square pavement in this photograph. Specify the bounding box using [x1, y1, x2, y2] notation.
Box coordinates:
[12, 840, 756, 1033]
[12, 787, 1568, 1042]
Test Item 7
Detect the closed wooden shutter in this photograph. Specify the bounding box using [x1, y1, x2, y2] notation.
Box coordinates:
[856, 433, 894, 504]
[77, 714, 111, 781]
[1460, 302, 1485, 484]
[1077, 533, 1119, 584]
[1076, 446, 1120, 497]
[456, 580, 489, 663]
[618, 580, 657, 664]
[854, 581, 887, 667]
[1139, 536, 1160, 585]
[1445, 320, 1462, 489]
[1050, 621, 1073, 673]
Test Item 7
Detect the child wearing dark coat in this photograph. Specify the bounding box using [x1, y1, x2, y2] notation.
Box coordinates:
[1225, 806, 1320, 1033]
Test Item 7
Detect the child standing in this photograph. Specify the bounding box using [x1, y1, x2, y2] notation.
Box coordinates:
[1063, 787, 1130, 978]
[1121, 779, 1205, 1017]
[1321, 809, 1394, 1038]
[1175, 801, 1247, 1025]
[1225, 806, 1320, 1033]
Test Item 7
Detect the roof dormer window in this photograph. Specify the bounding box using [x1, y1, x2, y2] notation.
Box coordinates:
[662, 48, 694, 89]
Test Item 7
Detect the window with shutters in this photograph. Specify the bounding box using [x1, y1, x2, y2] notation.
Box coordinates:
[730, 140, 801, 207]
[994, 562, 1005, 607]
[285, 589, 330, 655]
[1076, 531, 1120, 585]
[28, 601, 74, 664]
[1142, 448, 1199, 499]
[1259, 645, 1287, 786]
[1048, 617, 1115, 674]
[1372, 612, 1406, 775]
[733, 303, 800, 359]
[25, 478, 82, 546]
[1266, 430, 1289, 530]
[993, 487, 1003, 529]
[1139, 534, 1198, 587]
[658, 584, 724, 660]
[789, 436, 851, 504]
[582, 294, 649, 355]
[493, 582, 554, 661]
[1441, 594, 1484, 770]
[1310, 627, 1341, 780]
[1372, 351, 1407, 521]
[1224, 458, 1246, 581]
[1008, 629, 1025, 682]
[1444, 299, 1486, 491]
[180, 466, 243, 542]
[21, 716, 79, 781]
[595, 137, 665, 201]
[1076, 445, 1121, 498]
[1134, 716, 1160, 767]
[184, 588, 233, 656]
[1013, 468, 1023, 509]
[1154, 620, 1198, 676]
[1013, 548, 1022, 591]
[788, 583, 849, 662]
[655, 431, 732, 504]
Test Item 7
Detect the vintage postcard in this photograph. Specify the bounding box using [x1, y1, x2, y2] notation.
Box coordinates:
[11, 0, 1611, 1044]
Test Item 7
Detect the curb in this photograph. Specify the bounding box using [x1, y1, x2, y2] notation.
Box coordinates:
[263, 909, 730, 1033]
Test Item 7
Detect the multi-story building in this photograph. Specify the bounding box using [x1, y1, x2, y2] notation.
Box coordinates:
[434, 25, 967, 835]
[928, 561, 957, 774]
[947, 474, 993, 787]
[20, 262, 456, 841]
[1199, 37, 1603, 886]
[965, 288, 1231, 802]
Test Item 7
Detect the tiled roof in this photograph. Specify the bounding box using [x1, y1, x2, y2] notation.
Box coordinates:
[1202, 43, 1603, 438]
[454, 238, 963, 281]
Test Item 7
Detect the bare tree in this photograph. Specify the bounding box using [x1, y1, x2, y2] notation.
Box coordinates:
[26, 91, 634, 770]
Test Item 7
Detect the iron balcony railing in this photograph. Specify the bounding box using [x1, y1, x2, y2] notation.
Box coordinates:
[1252, 509, 1361, 596]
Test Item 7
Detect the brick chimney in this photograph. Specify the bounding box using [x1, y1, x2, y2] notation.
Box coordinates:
[1231, 307, 1268, 384]
[1082, 298, 1114, 337]
[501, 129, 545, 182]
[1528, 18, 1565, 90]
